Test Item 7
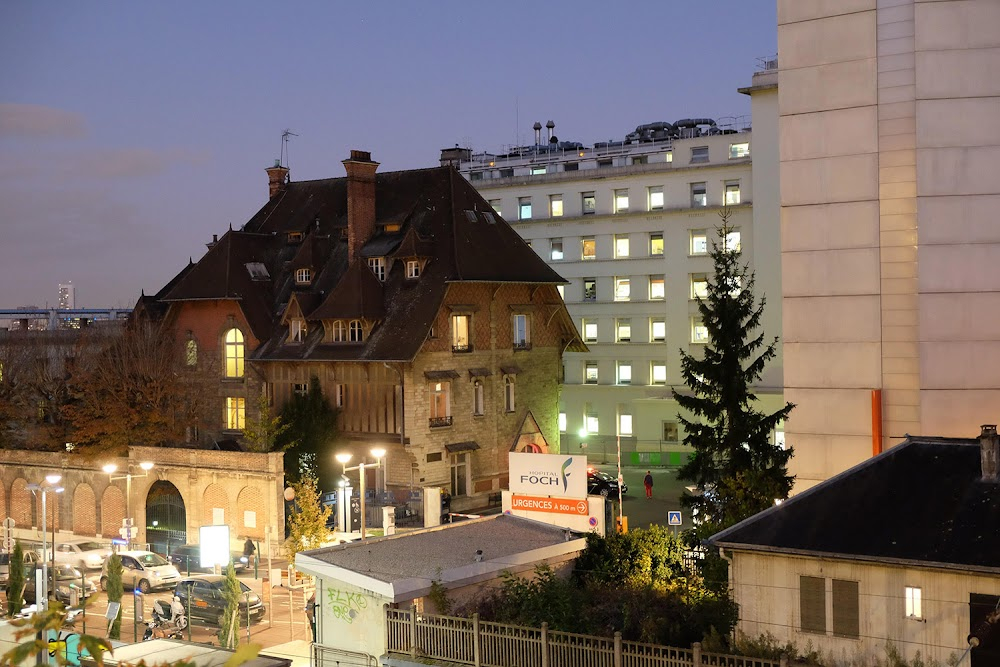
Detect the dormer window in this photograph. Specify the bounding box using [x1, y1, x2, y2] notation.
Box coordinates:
[406, 260, 421, 279]
[349, 320, 363, 342]
[295, 268, 312, 285]
[384, 223, 401, 233]
[287, 232, 303, 243]
[331, 320, 346, 342]
[368, 257, 386, 281]
[290, 319, 307, 343]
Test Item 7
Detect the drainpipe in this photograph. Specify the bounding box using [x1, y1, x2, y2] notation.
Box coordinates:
[871, 389, 883, 457]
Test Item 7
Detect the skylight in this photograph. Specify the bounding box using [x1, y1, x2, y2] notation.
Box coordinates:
[245, 262, 270, 280]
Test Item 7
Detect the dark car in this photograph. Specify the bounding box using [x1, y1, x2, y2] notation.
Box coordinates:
[587, 469, 628, 498]
[23, 564, 98, 605]
[169, 544, 248, 574]
[174, 575, 265, 627]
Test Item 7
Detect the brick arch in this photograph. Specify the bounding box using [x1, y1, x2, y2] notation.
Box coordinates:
[235, 486, 265, 540]
[101, 486, 125, 538]
[202, 483, 230, 526]
[10, 479, 32, 528]
[72, 483, 97, 536]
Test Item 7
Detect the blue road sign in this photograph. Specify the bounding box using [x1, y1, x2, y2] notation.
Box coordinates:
[667, 511, 682, 526]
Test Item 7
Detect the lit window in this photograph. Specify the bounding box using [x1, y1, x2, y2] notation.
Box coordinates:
[581, 238, 596, 260]
[518, 197, 532, 220]
[651, 363, 667, 385]
[558, 412, 567, 432]
[513, 314, 530, 350]
[650, 233, 663, 256]
[224, 328, 245, 379]
[473, 380, 484, 416]
[349, 320, 363, 342]
[615, 235, 630, 258]
[504, 376, 515, 412]
[664, 152, 673, 163]
[691, 319, 709, 343]
[663, 421, 679, 441]
[691, 146, 709, 164]
[649, 276, 665, 300]
[730, 142, 750, 159]
[550, 239, 564, 261]
[617, 362, 632, 385]
[650, 318, 665, 342]
[690, 230, 708, 255]
[648, 186, 664, 211]
[691, 182, 707, 207]
[295, 268, 312, 285]
[290, 319, 307, 343]
[368, 257, 386, 281]
[725, 230, 742, 252]
[616, 318, 631, 343]
[583, 319, 598, 343]
[451, 314, 471, 352]
[905, 586, 922, 619]
[583, 278, 596, 301]
[585, 362, 599, 384]
[691, 274, 709, 299]
[586, 412, 599, 433]
[531, 166, 546, 176]
[225, 397, 245, 430]
[582, 192, 596, 215]
[331, 320, 347, 342]
[549, 195, 563, 217]
[725, 181, 741, 205]
[614, 277, 630, 302]
[489, 199, 502, 215]
[406, 260, 421, 279]
[185, 339, 198, 367]
[430, 381, 452, 425]
[614, 189, 629, 214]
[619, 413, 633, 436]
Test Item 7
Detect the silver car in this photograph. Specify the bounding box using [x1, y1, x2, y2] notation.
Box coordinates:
[100, 550, 180, 593]
[54, 540, 112, 571]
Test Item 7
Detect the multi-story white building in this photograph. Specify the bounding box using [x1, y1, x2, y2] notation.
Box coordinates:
[444, 75, 784, 465]
[58, 282, 75, 309]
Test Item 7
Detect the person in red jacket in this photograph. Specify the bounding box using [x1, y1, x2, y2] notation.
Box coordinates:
[643, 471, 654, 499]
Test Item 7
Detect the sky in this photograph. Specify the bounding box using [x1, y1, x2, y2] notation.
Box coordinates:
[0, 1, 776, 310]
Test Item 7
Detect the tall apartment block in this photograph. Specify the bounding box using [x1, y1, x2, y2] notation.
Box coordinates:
[778, 1, 1000, 490]
[58, 282, 75, 309]
[444, 73, 783, 464]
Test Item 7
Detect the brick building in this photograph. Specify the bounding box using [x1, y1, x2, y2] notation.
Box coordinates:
[142, 151, 584, 509]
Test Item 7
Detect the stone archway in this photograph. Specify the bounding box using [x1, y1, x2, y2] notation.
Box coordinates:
[146, 481, 186, 556]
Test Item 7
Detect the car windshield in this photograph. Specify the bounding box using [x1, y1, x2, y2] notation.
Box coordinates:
[54, 565, 83, 580]
[136, 553, 168, 567]
[209, 580, 253, 594]
[75, 542, 105, 551]
[591, 471, 614, 482]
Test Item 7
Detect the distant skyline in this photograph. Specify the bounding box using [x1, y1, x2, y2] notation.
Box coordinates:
[0, 1, 777, 309]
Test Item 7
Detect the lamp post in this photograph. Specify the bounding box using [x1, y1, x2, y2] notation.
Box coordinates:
[26, 476, 63, 621]
[102, 462, 154, 548]
[370, 447, 387, 498]
[336, 449, 384, 540]
[580, 428, 624, 532]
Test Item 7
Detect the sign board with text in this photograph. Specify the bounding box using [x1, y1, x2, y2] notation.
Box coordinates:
[509, 452, 587, 498]
[510, 495, 590, 516]
[502, 490, 607, 536]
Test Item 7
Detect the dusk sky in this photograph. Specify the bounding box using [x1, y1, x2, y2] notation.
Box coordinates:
[0, 1, 776, 310]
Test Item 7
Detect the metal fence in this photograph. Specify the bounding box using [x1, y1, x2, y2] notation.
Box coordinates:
[312, 642, 378, 667]
[385, 608, 787, 667]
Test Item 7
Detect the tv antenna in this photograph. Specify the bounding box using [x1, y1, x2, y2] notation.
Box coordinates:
[280, 129, 299, 169]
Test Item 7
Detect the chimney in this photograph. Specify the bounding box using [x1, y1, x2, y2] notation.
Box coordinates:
[343, 150, 379, 264]
[980, 424, 999, 481]
[265, 159, 289, 199]
[533, 121, 542, 146]
[546, 119, 555, 142]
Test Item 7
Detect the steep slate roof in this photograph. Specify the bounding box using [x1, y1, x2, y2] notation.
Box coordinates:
[711, 436, 1000, 574]
[155, 164, 577, 362]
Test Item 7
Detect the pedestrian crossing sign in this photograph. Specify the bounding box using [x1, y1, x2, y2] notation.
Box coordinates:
[667, 511, 682, 526]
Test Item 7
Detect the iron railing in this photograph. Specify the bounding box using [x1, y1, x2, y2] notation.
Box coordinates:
[313, 642, 377, 667]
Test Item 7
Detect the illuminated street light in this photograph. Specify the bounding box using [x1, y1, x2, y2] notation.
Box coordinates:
[337, 448, 386, 540]
[26, 476, 64, 650]
[103, 461, 155, 547]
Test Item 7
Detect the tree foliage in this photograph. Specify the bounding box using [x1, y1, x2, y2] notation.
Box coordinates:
[285, 474, 332, 562]
[0, 332, 76, 451]
[242, 388, 292, 453]
[6, 540, 26, 616]
[105, 553, 124, 639]
[276, 377, 338, 483]
[217, 562, 242, 650]
[673, 209, 795, 534]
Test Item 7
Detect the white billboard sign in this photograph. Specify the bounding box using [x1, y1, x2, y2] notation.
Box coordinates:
[199, 524, 231, 569]
[509, 452, 587, 498]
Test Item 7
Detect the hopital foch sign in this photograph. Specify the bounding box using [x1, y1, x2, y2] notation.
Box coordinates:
[509, 452, 587, 498]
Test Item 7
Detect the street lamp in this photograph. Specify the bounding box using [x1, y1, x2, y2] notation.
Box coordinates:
[102, 461, 154, 547]
[580, 428, 624, 533]
[370, 447, 386, 497]
[26, 475, 64, 622]
[336, 448, 385, 540]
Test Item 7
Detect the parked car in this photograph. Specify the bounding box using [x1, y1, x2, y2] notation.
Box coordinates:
[587, 468, 628, 498]
[100, 550, 181, 593]
[23, 564, 98, 605]
[0, 549, 40, 587]
[53, 540, 112, 571]
[174, 575, 266, 627]
[168, 544, 248, 574]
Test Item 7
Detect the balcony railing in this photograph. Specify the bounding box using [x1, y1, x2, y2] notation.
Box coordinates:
[513, 341, 531, 351]
[429, 416, 453, 428]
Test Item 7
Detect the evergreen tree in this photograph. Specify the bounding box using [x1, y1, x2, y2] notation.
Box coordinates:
[6, 540, 25, 616]
[217, 562, 241, 649]
[243, 387, 292, 453]
[104, 553, 124, 639]
[276, 376, 338, 484]
[673, 210, 795, 532]
[285, 474, 332, 562]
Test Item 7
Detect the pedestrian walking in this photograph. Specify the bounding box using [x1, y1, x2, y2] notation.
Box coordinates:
[243, 537, 256, 569]
[643, 470, 653, 499]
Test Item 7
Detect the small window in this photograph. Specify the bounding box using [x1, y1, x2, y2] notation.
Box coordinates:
[617, 362, 632, 385]
[651, 363, 667, 385]
[504, 376, 515, 412]
[800, 576, 827, 635]
[550, 239, 564, 261]
[691, 318, 709, 344]
[649, 276, 665, 300]
[905, 586, 922, 619]
[531, 166, 546, 176]
[691, 182, 707, 207]
[581, 237, 596, 260]
[427, 452, 443, 463]
[489, 199, 502, 215]
[725, 181, 741, 205]
[725, 230, 742, 252]
[384, 223, 401, 233]
[614, 189, 629, 214]
[729, 142, 750, 159]
[287, 231, 303, 243]
[583, 278, 596, 301]
[464, 210, 478, 223]
[582, 192, 596, 215]
[619, 413, 633, 435]
[691, 146, 709, 164]
[662, 421, 678, 441]
[290, 319, 307, 343]
[368, 257, 386, 281]
[513, 314, 530, 350]
[558, 412, 567, 432]
[406, 260, 421, 279]
[518, 197, 532, 220]
[293, 382, 308, 396]
[650, 318, 665, 342]
[295, 268, 312, 285]
[614, 277, 630, 302]
[586, 412, 599, 433]
[615, 235, 630, 258]
[185, 339, 198, 367]
[582, 319, 598, 343]
[650, 233, 663, 256]
[331, 320, 347, 342]
[615, 318, 631, 343]
[333, 384, 345, 408]
[549, 195, 563, 217]
[484, 212, 496, 225]
[225, 397, 246, 431]
[690, 230, 708, 255]
[585, 362, 599, 384]
[349, 319, 363, 342]
[691, 274, 709, 299]
[664, 151, 673, 163]
[648, 186, 664, 211]
[473, 380, 484, 416]
[451, 314, 471, 352]
[245, 262, 270, 280]
[832, 579, 860, 639]
[430, 381, 452, 425]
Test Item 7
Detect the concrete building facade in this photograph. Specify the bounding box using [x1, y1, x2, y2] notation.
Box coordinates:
[778, 0, 1000, 490]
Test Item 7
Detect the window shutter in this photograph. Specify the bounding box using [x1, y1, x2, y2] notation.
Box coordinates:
[800, 576, 826, 634]
[832, 579, 860, 638]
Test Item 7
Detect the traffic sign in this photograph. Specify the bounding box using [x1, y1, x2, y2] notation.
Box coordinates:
[667, 511, 683, 526]
[2, 517, 14, 530]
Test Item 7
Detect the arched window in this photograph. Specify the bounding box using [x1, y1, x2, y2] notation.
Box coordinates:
[349, 320, 363, 342]
[224, 328, 245, 378]
[332, 321, 346, 342]
[185, 339, 198, 366]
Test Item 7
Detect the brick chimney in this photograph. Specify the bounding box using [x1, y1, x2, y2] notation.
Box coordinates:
[343, 150, 379, 264]
[980, 424, 999, 481]
[265, 160, 289, 199]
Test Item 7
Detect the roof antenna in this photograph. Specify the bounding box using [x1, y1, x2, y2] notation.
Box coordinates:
[280, 129, 299, 170]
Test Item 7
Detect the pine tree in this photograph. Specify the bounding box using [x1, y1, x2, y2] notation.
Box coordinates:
[6, 540, 25, 616]
[243, 387, 292, 453]
[104, 553, 124, 639]
[285, 474, 332, 562]
[673, 209, 795, 532]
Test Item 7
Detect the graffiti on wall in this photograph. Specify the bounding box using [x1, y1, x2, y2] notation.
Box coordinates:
[326, 588, 368, 624]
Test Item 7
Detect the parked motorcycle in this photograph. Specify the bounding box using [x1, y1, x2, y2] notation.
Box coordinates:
[142, 597, 187, 640]
[143, 617, 184, 641]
